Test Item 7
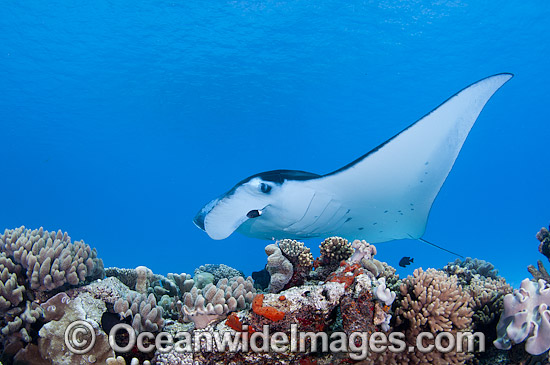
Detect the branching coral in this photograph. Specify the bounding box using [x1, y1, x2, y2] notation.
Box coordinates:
[113, 292, 165, 333]
[528, 225, 550, 282]
[178, 276, 255, 329]
[0, 226, 104, 291]
[391, 268, 473, 364]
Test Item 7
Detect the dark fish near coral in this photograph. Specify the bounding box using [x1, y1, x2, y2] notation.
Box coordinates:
[251, 266, 271, 290]
[194, 74, 513, 247]
[399, 256, 414, 268]
[101, 311, 132, 334]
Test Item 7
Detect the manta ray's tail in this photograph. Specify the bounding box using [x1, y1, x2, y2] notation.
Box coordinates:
[417, 237, 465, 258]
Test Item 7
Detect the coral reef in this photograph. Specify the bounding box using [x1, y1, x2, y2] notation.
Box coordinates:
[444, 257, 499, 282]
[528, 225, 550, 282]
[319, 236, 353, 265]
[494, 278, 550, 355]
[0, 227, 105, 362]
[390, 268, 474, 364]
[278, 239, 313, 289]
[38, 295, 114, 364]
[0, 226, 104, 291]
[373, 277, 396, 306]
[194, 264, 244, 284]
[0, 226, 527, 364]
[178, 276, 255, 329]
[113, 292, 165, 333]
[265, 243, 293, 293]
[251, 266, 270, 290]
[349, 239, 377, 264]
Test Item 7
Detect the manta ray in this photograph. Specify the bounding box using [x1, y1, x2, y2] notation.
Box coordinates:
[194, 73, 513, 244]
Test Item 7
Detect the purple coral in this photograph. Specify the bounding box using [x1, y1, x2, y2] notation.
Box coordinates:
[494, 278, 550, 355]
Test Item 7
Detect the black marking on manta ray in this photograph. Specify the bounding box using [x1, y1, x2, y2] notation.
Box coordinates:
[345, 217, 352, 223]
[221, 169, 323, 201]
[358, 227, 364, 230]
[236, 169, 321, 186]
[322, 73, 513, 178]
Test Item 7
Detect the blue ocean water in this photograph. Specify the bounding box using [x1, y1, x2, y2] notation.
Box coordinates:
[1, 1, 548, 288]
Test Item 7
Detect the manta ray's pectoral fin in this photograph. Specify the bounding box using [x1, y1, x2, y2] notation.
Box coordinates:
[309, 73, 513, 242]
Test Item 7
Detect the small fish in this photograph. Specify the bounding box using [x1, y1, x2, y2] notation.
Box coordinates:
[399, 256, 414, 268]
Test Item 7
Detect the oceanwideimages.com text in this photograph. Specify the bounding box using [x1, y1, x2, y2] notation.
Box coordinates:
[66, 320, 485, 360]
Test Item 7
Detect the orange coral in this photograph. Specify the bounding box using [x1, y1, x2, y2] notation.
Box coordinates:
[252, 294, 285, 321]
[279, 295, 286, 301]
[327, 263, 363, 288]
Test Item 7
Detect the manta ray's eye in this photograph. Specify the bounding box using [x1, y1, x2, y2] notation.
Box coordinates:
[260, 183, 272, 193]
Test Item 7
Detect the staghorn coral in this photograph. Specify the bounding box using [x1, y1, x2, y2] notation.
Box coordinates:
[0, 226, 104, 291]
[391, 268, 473, 364]
[265, 244, 293, 293]
[113, 292, 165, 333]
[178, 276, 255, 329]
[494, 278, 550, 355]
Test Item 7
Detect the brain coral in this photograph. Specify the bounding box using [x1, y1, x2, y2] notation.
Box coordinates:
[0, 226, 104, 291]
